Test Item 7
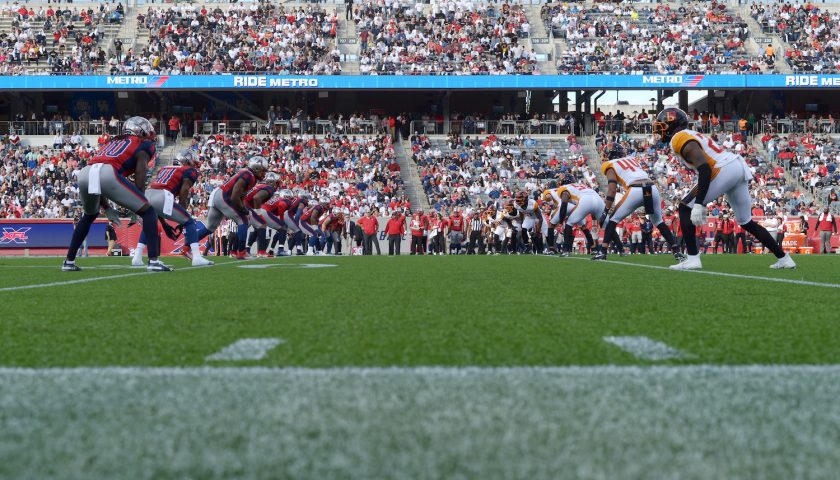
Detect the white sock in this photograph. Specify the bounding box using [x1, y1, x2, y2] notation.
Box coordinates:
[190, 242, 202, 257]
[134, 243, 146, 259]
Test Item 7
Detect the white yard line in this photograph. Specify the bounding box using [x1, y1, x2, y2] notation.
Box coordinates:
[0, 258, 245, 294]
[205, 338, 284, 361]
[603, 336, 692, 361]
[565, 256, 840, 289]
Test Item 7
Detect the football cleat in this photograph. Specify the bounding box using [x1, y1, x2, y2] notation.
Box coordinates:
[147, 260, 173, 272]
[558, 251, 571, 257]
[191, 256, 214, 267]
[180, 249, 193, 261]
[232, 251, 254, 260]
[61, 260, 81, 272]
[131, 257, 145, 267]
[770, 253, 796, 270]
[669, 255, 702, 270]
[673, 251, 687, 262]
[275, 249, 292, 257]
[618, 251, 630, 257]
[591, 251, 607, 261]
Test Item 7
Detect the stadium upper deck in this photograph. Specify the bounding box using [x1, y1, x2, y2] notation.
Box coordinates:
[0, 0, 838, 78]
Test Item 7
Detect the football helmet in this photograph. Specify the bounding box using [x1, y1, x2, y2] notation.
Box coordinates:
[248, 156, 268, 179]
[515, 191, 528, 208]
[605, 142, 626, 161]
[653, 108, 689, 143]
[264, 171, 279, 184]
[174, 149, 200, 167]
[122, 116, 156, 140]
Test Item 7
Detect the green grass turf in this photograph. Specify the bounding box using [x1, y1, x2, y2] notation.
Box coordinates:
[0, 254, 838, 367]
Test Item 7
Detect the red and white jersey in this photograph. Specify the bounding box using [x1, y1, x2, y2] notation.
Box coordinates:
[220, 168, 257, 197]
[601, 156, 650, 188]
[90, 135, 156, 177]
[448, 214, 464, 231]
[300, 204, 325, 224]
[150, 165, 198, 195]
[244, 183, 276, 209]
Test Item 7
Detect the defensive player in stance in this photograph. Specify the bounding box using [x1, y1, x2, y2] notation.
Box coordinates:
[593, 144, 683, 261]
[299, 200, 329, 255]
[654, 108, 795, 270]
[195, 156, 268, 260]
[243, 172, 278, 256]
[543, 181, 603, 256]
[260, 189, 300, 257]
[132, 150, 213, 267]
[62, 116, 170, 272]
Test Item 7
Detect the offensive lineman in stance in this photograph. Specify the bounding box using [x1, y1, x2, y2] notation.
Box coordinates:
[593, 143, 683, 261]
[132, 150, 214, 267]
[542, 181, 603, 256]
[62, 116, 171, 272]
[654, 108, 795, 270]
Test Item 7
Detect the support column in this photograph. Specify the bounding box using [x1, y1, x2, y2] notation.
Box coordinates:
[558, 91, 568, 113]
[678, 90, 689, 112]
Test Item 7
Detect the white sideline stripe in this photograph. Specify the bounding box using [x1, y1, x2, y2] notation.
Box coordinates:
[205, 338, 284, 361]
[2, 365, 840, 375]
[0, 258, 248, 294]
[603, 336, 691, 361]
[565, 256, 840, 289]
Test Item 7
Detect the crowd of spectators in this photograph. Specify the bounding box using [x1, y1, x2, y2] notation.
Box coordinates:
[752, 2, 840, 74]
[410, 131, 597, 211]
[547, 1, 769, 75]
[353, 0, 537, 75]
[763, 131, 840, 212]
[185, 132, 408, 219]
[119, 3, 340, 75]
[0, 2, 123, 75]
[0, 134, 95, 219]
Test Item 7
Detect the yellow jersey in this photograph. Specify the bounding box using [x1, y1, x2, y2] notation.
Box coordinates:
[670, 129, 743, 179]
[542, 184, 598, 204]
[601, 156, 650, 188]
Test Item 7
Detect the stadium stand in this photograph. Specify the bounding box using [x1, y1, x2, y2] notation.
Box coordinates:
[354, 0, 537, 75]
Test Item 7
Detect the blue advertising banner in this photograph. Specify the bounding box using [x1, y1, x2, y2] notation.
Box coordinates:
[0, 220, 108, 249]
[1, 74, 840, 91]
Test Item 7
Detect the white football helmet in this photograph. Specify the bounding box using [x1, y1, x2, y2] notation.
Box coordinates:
[122, 116, 156, 140]
[264, 171, 279, 184]
[174, 149, 199, 167]
[248, 156, 268, 178]
[278, 189, 293, 199]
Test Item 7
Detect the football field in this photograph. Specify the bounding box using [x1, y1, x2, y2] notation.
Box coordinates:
[1, 254, 839, 479]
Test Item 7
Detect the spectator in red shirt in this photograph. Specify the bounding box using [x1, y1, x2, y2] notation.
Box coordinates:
[409, 211, 427, 255]
[817, 208, 837, 254]
[357, 209, 380, 255]
[385, 211, 406, 255]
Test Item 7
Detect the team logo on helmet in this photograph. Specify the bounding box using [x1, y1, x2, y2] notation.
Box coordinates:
[653, 108, 689, 143]
[174, 149, 199, 167]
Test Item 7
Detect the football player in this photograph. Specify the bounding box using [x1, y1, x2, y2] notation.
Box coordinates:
[195, 156, 268, 260]
[542, 181, 603, 256]
[62, 116, 171, 272]
[592, 143, 683, 261]
[514, 191, 547, 254]
[132, 149, 213, 267]
[261, 189, 301, 257]
[654, 108, 795, 270]
[243, 172, 279, 256]
[298, 199, 329, 255]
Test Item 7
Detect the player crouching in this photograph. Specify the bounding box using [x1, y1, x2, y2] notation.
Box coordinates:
[195, 156, 268, 260]
[593, 143, 684, 261]
[62, 116, 171, 272]
[543, 181, 602, 256]
[132, 150, 213, 267]
[654, 108, 795, 270]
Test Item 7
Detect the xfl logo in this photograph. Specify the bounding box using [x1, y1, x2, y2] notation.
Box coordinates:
[0, 227, 31, 244]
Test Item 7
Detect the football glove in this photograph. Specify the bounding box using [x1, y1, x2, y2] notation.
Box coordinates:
[690, 203, 707, 227]
[104, 206, 122, 227]
[158, 218, 180, 240]
[599, 208, 610, 228]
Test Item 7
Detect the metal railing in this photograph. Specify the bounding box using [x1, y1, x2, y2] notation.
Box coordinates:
[409, 120, 577, 136]
[193, 119, 388, 136]
[2, 119, 166, 138]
